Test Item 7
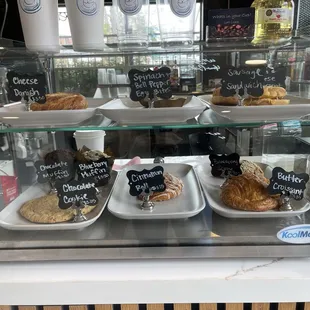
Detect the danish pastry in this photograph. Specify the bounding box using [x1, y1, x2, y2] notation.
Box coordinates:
[30, 93, 88, 111]
[139, 173, 184, 202]
[221, 173, 279, 212]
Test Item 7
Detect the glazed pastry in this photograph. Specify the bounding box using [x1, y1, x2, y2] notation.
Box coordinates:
[20, 194, 96, 224]
[249, 86, 287, 99]
[244, 86, 289, 106]
[240, 160, 269, 186]
[30, 93, 88, 111]
[221, 173, 279, 212]
[243, 98, 290, 106]
[139, 173, 184, 202]
[212, 87, 239, 106]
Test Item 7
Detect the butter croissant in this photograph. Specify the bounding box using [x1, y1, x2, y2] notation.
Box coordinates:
[221, 173, 279, 212]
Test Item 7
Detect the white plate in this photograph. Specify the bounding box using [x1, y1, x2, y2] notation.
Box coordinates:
[98, 97, 207, 125]
[195, 163, 310, 219]
[199, 95, 310, 123]
[0, 172, 117, 230]
[108, 163, 205, 220]
[0, 98, 111, 127]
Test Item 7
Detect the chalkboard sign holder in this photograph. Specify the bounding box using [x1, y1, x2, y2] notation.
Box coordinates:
[140, 192, 155, 211]
[71, 201, 88, 223]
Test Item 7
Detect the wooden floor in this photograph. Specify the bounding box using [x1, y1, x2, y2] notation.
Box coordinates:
[0, 303, 307, 310]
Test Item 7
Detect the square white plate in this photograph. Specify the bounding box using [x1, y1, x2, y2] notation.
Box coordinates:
[0, 98, 111, 127]
[199, 95, 310, 123]
[0, 172, 117, 230]
[108, 163, 206, 220]
[195, 163, 310, 219]
[98, 97, 207, 125]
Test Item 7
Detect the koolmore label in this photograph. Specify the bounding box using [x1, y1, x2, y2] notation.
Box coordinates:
[77, 0, 99, 16]
[19, 0, 41, 14]
[277, 225, 310, 244]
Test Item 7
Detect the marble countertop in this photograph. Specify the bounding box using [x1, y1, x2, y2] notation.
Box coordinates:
[0, 258, 310, 305]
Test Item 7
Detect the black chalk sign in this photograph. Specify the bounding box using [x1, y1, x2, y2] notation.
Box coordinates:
[77, 157, 110, 187]
[267, 167, 309, 201]
[56, 179, 98, 210]
[220, 66, 265, 97]
[264, 66, 286, 87]
[209, 153, 242, 178]
[7, 71, 47, 103]
[126, 166, 166, 197]
[128, 67, 172, 101]
[220, 66, 287, 97]
[34, 159, 75, 184]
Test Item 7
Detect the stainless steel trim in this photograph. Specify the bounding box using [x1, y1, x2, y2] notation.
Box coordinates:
[0, 245, 309, 262]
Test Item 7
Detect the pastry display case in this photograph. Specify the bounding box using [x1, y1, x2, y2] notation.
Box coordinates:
[2, 33, 310, 261]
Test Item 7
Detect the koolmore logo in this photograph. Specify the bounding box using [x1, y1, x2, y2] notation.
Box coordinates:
[19, 0, 41, 14]
[277, 225, 310, 244]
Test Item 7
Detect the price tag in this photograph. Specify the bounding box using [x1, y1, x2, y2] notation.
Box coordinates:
[128, 67, 172, 101]
[34, 159, 75, 184]
[126, 166, 166, 196]
[77, 157, 110, 187]
[56, 179, 98, 209]
[267, 167, 309, 201]
[209, 153, 242, 178]
[7, 71, 47, 103]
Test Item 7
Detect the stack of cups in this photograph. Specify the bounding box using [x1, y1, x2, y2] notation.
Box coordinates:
[112, 0, 150, 51]
[156, 0, 196, 48]
[74, 130, 106, 151]
[65, 0, 105, 52]
[17, 0, 60, 53]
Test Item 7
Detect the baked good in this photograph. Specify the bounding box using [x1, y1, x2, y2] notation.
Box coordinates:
[250, 86, 287, 99]
[19, 194, 96, 224]
[139, 173, 184, 202]
[76, 146, 114, 167]
[243, 98, 290, 106]
[211, 88, 239, 106]
[44, 149, 75, 164]
[139, 98, 186, 108]
[221, 173, 279, 212]
[30, 93, 88, 111]
[240, 160, 269, 186]
[244, 86, 289, 106]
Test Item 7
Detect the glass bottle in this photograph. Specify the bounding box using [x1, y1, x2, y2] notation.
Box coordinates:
[252, 0, 294, 45]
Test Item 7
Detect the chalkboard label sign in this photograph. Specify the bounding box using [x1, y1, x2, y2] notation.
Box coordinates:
[7, 71, 47, 103]
[220, 66, 265, 97]
[34, 159, 75, 184]
[126, 166, 166, 196]
[267, 167, 309, 201]
[56, 179, 98, 209]
[128, 67, 172, 101]
[220, 66, 286, 97]
[77, 157, 110, 187]
[209, 153, 242, 178]
[264, 66, 286, 87]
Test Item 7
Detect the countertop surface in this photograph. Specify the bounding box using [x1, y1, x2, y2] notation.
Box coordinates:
[0, 258, 310, 305]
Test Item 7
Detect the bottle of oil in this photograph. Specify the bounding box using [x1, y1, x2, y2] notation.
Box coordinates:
[252, 0, 294, 45]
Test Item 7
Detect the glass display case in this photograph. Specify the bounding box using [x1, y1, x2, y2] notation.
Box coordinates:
[2, 35, 310, 261]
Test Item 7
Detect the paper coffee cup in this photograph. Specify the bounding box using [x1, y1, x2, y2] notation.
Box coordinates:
[65, 0, 104, 52]
[18, 0, 60, 53]
[74, 130, 106, 151]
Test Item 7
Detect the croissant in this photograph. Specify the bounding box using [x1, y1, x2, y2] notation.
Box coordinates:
[30, 93, 88, 111]
[221, 173, 279, 212]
